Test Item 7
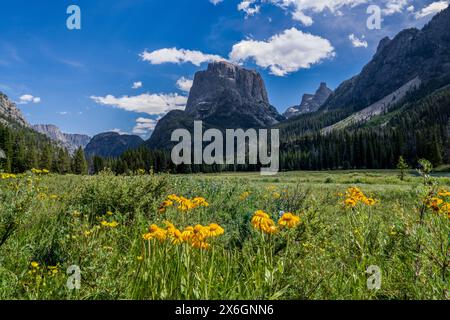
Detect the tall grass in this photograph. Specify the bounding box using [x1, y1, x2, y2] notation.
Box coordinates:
[0, 170, 448, 299]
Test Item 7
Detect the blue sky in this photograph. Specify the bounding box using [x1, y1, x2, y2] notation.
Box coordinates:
[0, 0, 446, 138]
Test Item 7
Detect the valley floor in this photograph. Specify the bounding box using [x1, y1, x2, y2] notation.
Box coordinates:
[0, 170, 449, 299]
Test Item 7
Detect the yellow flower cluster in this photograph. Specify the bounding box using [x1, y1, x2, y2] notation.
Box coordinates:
[101, 220, 119, 228]
[31, 168, 50, 174]
[251, 210, 301, 234]
[158, 194, 209, 212]
[0, 173, 16, 180]
[29, 262, 59, 277]
[425, 189, 450, 218]
[142, 221, 224, 249]
[341, 187, 376, 207]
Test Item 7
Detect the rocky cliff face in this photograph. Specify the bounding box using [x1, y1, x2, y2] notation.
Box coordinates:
[85, 132, 143, 158]
[284, 82, 332, 118]
[32, 124, 91, 154]
[185, 61, 282, 127]
[0, 93, 29, 127]
[323, 7, 450, 112]
[147, 61, 283, 149]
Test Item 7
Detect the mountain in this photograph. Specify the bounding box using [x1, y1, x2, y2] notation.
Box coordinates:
[0, 92, 29, 127]
[147, 61, 284, 149]
[84, 132, 143, 158]
[32, 124, 91, 154]
[322, 7, 450, 114]
[283, 82, 332, 118]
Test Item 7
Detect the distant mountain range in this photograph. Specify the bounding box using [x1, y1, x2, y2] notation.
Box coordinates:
[32, 124, 91, 154]
[1, 7, 450, 169]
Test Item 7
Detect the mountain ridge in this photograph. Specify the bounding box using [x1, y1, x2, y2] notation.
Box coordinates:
[32, 124, 91, 154]
[284, 82, 332, 118]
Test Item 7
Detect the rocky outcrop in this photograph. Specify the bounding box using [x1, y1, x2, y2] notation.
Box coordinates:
[147, 61, 284, 149]
[32, 124, 91, 154]
[323, 7, 450, 113]
[0, 93, 29, 127]
[284, 82, 332, 118]
[84, 132, 143, 158]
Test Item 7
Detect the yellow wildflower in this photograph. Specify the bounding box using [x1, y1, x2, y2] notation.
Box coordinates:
[278, 212, 301, 228]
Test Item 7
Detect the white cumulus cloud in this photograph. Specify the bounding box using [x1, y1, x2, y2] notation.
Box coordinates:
[132, 81, 143, 89]
[132, 117, 158, 136]
[90, 93, 187, 116]
[238, 1, 261, 17]
[415, 1, 448, 19]
[348, 34, 368, 48]
[210, 0, 224, 5]
[383, 0, 409, 15]
[18, 94, 41, 104]
[257, 0, 368, 25]
[229, 28, 335, 76]
[140, 48, 225, 66]
[176, 77, 194, 93]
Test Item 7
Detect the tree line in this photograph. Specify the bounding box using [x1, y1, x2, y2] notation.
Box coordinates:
[0, 123, 88, 174]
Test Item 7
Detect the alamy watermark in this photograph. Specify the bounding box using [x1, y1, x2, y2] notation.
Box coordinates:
[66, 5, 81, 30]
[66, 265, 81, 290]
[366, 265, 382, 290]
[171, 121, 279, 175]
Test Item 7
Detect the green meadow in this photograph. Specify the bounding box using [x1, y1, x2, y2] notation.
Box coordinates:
[0, 170, 449, 300]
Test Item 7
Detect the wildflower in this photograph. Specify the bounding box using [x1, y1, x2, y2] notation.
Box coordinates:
[438, 190, 450, 197]
[158, 200, 174, 213]
[341, 187, 377, 208]
[427, 197, 443, 212]
[101, 221, 119, 228]
[192, 197, 209, 208]
[192, 240, 210, 249]
[264, 225, 278, 234]
[106, 211, 114, 216]
[0, 173, 17, 180]
[239, 191, 251, 201]
[251, 210, 277, 234]
[142, 225, 167, 242]
[345, 198, 357, 207]
[278, 212, 301, 228]
[30, 262, 39, 269]
[171, 229, 184, 245]
[84, 230, 92, 237]
[137, 255, 144, 261]
[47, 265, 59, 276]
[181, 226, 194, 241]
[205, 223, 224, 237]
[193, 224, 208, 239]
